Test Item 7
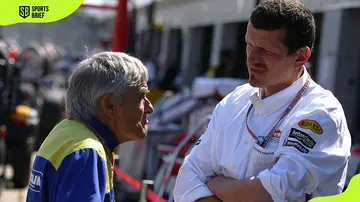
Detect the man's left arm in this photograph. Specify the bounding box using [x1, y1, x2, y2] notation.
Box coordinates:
[208, 109, 352, 202]
[207, 176, 272, 202]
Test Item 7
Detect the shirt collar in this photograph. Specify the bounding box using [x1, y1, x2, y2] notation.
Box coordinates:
[250, 67, 309, 117]
[90, 118, 119, 152]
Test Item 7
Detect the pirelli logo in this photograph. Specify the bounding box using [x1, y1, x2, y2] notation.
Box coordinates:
[298, 119, 323, 135]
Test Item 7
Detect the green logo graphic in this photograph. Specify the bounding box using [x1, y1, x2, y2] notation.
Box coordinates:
[1, 0, 84, 25]
[19, 6, 30, 19]
[310, 174, 360, 202]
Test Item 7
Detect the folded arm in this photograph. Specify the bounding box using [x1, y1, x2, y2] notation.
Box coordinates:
[195, 196, 223, 202]
[207, 109, 351, 202]
[207, 176, 272, 202]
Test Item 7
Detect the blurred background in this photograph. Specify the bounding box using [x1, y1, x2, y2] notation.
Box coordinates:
[1, 0, 360, 201]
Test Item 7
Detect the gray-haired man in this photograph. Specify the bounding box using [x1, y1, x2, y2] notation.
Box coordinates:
[26, 52, 154, 202]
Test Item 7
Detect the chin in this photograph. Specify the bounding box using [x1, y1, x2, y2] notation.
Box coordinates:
[129, 124, 147, 139]
[249, 77, 264, 88]
[136, 129, 147, 139]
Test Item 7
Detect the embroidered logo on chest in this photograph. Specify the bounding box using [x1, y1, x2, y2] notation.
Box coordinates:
[269, 129, 282, 142]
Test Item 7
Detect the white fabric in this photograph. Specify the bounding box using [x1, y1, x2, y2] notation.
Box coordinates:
[173, 68, 352, 202]
[191, 77, 247, 98]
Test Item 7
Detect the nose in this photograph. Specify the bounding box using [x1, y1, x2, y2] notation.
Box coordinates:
[246, 46, 262, 65]
[145, 98, 154, 114]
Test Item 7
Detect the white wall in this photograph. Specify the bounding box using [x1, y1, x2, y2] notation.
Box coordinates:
[136, 0, 360, 31]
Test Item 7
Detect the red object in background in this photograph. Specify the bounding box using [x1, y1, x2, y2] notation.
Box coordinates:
[0, 125, 7, 138]
[112, 0, 128, 52]
[8, 45, 19, 61]
[80, 4, 117, 10]
[352, 144, 360, 157]
[114, 166, 167, 202]
[80, 0, 128, 52]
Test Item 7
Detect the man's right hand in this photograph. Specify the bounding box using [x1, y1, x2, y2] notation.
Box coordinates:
[195, 196, 222, 202]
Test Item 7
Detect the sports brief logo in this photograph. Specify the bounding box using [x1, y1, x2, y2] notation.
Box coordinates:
[19, 6, 30, 19]
[298, 119, 323, 135]
[19, 6, 50, 19]
[29, 169, 43, 193]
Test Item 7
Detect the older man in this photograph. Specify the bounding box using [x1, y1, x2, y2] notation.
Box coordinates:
[26, 52, 154, 202]
[174, 1, 351, 202]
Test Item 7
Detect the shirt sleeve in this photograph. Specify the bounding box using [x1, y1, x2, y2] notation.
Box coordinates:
[51, 148, 108, 202]
[257, 109, 352, 202]
[173, 104, 222, 202]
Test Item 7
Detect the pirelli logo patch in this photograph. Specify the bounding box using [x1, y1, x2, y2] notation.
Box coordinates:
[284, 140, 309, 153]
[289, 128, 316, 149]
[298, 119, 323, 135]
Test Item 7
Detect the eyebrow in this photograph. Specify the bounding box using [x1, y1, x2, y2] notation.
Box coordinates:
[245, 38, 278, 54]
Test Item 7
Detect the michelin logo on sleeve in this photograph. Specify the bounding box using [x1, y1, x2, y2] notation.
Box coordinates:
[29, 169, 43, 193]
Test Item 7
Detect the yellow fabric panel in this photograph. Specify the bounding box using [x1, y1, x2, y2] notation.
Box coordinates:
[37, 119, 114, 193]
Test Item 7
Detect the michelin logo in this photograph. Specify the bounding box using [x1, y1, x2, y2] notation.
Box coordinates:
[29, 169, 43, 193]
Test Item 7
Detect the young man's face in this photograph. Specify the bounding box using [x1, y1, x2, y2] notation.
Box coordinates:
[245, 23, 301, 91]
[113, 83, 154, 142]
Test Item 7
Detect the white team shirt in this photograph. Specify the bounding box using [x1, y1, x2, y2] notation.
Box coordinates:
[173, 68, 352, 202]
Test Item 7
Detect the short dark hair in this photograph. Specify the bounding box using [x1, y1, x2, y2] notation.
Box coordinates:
[250, 0, 316, 54]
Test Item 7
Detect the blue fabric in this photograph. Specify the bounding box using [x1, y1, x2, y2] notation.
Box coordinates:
[26, 149, 115, 202]
[26, 119, 117, 202]
[90, 118, 119, 152]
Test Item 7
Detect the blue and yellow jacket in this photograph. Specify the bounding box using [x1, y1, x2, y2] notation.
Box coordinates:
[26, 119, 119, 202]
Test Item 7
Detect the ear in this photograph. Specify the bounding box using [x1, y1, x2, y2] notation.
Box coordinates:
[99, 94, 116, 118]
[295, 46, 311, 69]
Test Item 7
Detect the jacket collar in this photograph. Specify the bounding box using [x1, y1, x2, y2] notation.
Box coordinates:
[89, 118, 119, 152]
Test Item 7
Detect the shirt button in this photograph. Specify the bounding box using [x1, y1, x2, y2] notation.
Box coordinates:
[244, 140, 249, 145]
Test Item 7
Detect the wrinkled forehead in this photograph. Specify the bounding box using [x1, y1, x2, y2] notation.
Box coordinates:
[246, 22, 288, 54]
[247, 23, 286, 42]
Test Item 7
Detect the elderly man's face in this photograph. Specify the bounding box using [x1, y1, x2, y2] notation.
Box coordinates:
[112, 83, 154, 142]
